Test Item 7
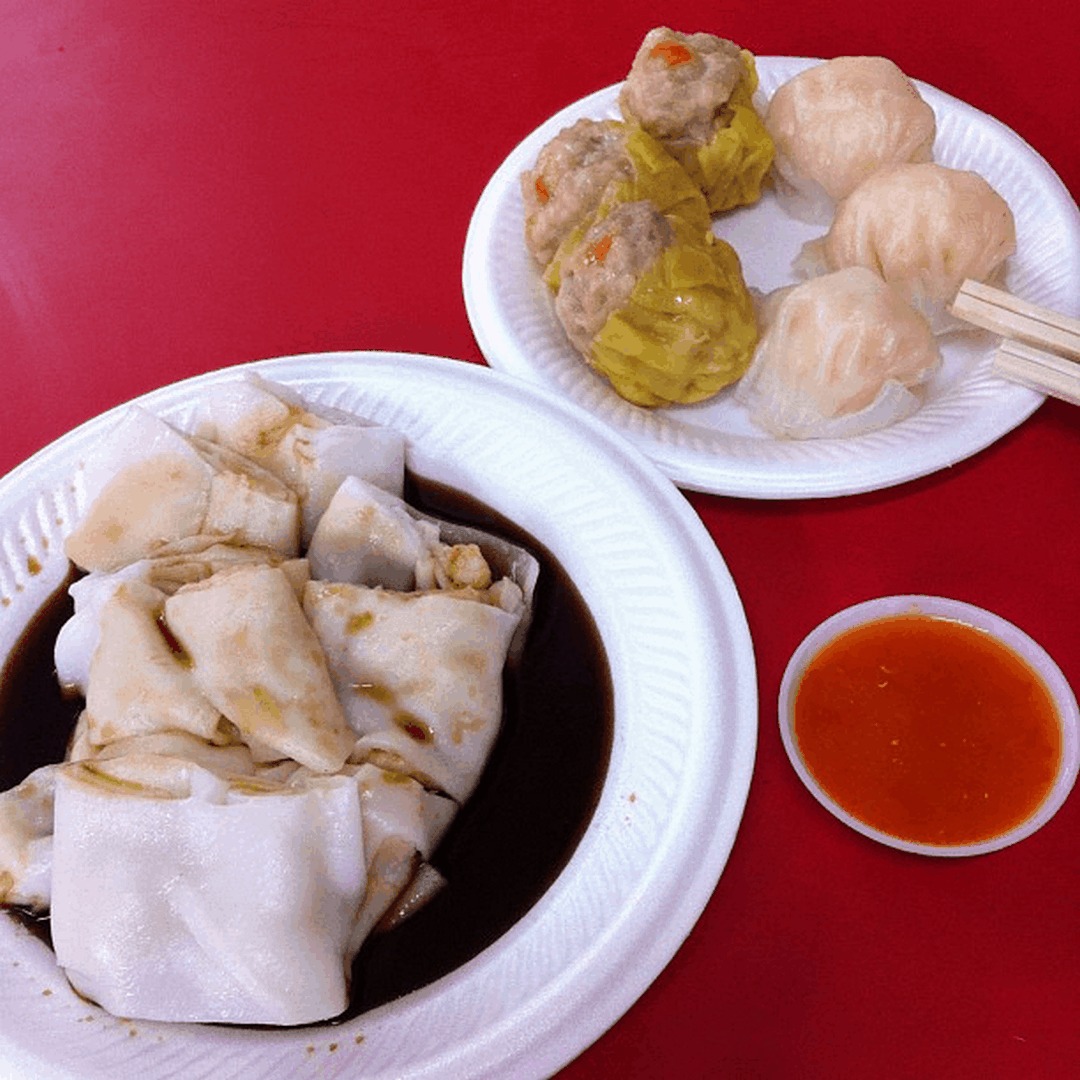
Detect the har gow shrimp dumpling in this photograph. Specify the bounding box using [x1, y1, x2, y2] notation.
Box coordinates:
[735, 267, 942, 439]
[805, 162, 1017, 332]
[764, 56, 936, 222]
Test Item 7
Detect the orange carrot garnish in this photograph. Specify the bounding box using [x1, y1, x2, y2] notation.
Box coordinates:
[535, 176, 550, 204]
[587, 234, 613, 264]
[649, 41, 694, 66]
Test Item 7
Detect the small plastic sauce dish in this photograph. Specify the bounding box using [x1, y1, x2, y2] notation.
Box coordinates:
[779, 595, 1080, 856]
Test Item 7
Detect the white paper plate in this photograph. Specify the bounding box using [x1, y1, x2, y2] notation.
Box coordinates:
[463, 56, 1080, 498]
[0, 353, 756, 1080]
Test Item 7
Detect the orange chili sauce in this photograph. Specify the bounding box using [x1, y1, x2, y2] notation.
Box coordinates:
[793, 615, 1063, 846]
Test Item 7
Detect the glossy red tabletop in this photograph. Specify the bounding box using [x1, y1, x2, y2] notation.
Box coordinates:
[2, 2, 1078, 1077]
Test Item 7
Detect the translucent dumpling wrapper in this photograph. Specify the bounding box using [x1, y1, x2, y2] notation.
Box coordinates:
[797, 162, 1017, 333]
[537, 121, 713, 291]
[49, 757, 369, 1026]
[735, 267, 942, 438]
[164, 564, 354, 773]
[65, 406, 300, 574]
[200, 373, 407, 544]
[0, 765, 57, 912]
[304, 582, 522, 803]
[555, 199, 758, 407]
[764, 56, 937, 223]
[618, 28, 774, 214]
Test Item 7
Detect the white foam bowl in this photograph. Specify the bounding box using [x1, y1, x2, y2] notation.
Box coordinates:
[779, 595, 1080, 857]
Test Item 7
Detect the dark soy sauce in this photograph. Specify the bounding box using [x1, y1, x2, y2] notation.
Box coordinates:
[0, 476, 614, 1021]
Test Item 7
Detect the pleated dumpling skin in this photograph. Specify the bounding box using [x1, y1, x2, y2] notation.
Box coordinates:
[764, 56, 936, 222]
[735, 267, 942, 439]
[802, 162, 1017, 332]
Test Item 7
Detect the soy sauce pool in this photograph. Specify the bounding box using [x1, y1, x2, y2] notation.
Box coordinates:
[0, 474, 614, 1020]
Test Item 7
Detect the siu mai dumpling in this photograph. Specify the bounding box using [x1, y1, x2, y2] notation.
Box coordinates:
[49, 757, 368, 1025]
[523, 118, 712, 285]
[554, 199, 758, 407]
[164, 564, 354, 773]
[304, 582, 522, 803]
[65, 406, 299, 574]
[799, 162, 1017, 332]
[202, 374, 407, 543]
[764, 56, 936, 222]
[618, 27, 774, 213]
[735, 267, 941, 438]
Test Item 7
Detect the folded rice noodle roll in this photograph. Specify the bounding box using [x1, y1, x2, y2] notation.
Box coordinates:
[200, 374, 407, 543]
[0, 765, 58, 913]
[554, 199, 758, 406]
[307, 475, 538, 657]
[764, 55, 937, 223]
[49, 757, 369, 1025]
[53, 547, 308, 698]
[65, 406, 300, 574]
[304, 581, 522, 803]
[163, 564, 355, 773]
[345, 762, 456, 950]
[618, 27, 774, 213]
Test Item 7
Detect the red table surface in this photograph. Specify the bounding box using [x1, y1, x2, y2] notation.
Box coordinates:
[1, 2, 1077, 1077]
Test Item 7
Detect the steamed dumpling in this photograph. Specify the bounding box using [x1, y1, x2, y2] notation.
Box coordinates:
[799, 162, 1017, 332]
[618, 27, 774, 213]
[735, 267, 941, 438]
[524, 119, 713, 286]
[522, 119, 635, 269]
[554, 199, 758, 406]
[764, 56, 936, 222]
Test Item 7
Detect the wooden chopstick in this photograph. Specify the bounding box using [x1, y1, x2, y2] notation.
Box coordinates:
[950, 279, 1080, 406]
[992, 340, 1080, 407]
[951, 280, 1080, 360]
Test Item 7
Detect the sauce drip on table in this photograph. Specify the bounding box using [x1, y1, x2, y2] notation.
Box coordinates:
[793, 614, 1062, 847]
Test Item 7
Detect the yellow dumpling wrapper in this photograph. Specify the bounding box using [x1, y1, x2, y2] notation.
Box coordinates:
[671, 52, 775, 214]
[587, 223, 759, 407]
[544, 125, 710, 291]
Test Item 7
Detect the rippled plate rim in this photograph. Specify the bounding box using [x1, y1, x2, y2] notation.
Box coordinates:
[0, 352, 757, 1080]
[463, 56, 1080, 498]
